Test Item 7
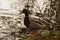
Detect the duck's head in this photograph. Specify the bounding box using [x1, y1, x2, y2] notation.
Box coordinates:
[22, 4, 31, 16]
[22, 8, 30, 17]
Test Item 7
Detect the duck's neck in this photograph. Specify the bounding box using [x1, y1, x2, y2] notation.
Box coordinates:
[25, 12, 30, 19]
[24, 13, 30, 27]
[25, 13, 29, 22]
[25, 13, 29, 17]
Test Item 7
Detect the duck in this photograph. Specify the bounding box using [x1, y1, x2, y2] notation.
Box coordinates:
[21, 5, 46, 34]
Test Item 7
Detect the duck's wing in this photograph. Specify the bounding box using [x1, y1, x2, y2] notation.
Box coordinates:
[29, 19, 45, 30]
